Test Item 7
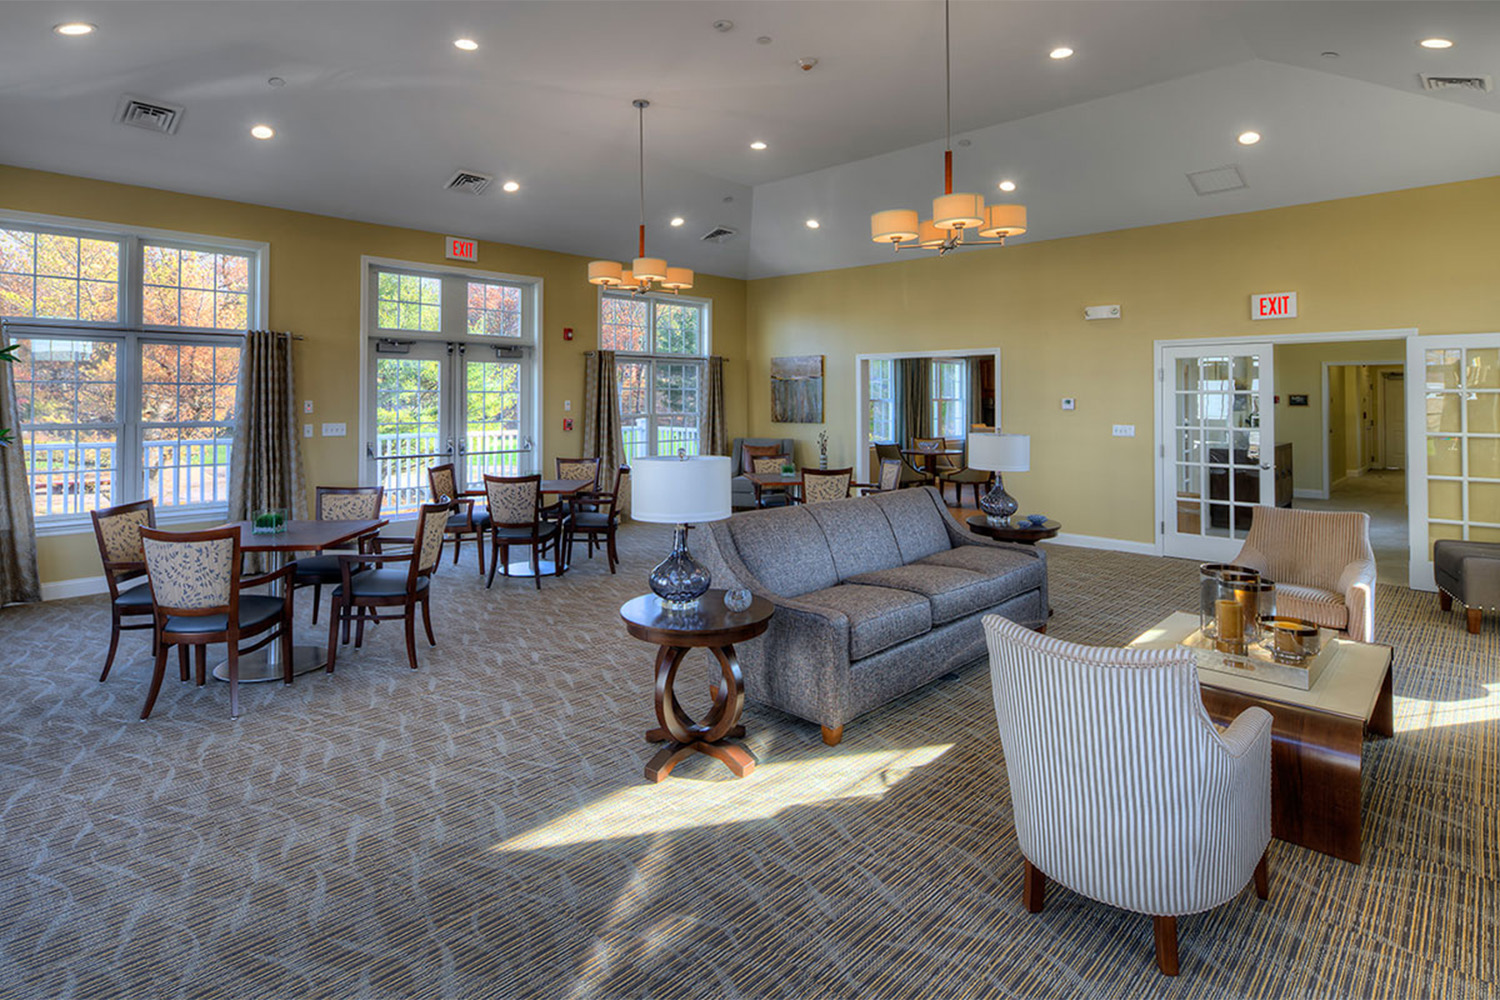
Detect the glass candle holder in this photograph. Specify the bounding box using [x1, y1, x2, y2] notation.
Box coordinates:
[1211, 569, 1262, 654]
[1199, 563, 1253, 639]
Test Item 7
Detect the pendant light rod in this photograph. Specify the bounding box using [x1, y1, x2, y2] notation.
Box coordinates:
[943, 0, 952, 195]
[635, 98, 649, 257]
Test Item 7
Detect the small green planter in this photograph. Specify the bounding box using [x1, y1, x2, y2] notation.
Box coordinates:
[251, 508, 288, 534]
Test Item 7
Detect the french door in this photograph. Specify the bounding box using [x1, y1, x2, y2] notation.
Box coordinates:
[1160, 343, 1276, 560]
[1406, 333, 1500, 590]
[368, 340, 533, 514]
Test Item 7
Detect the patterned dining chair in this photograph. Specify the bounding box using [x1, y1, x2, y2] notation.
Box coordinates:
[751, 455, 795, 507]
[860, 458, 905, 494]
[90, 499, 158, 682]
[325, 501, 451, 673]
[984, 615, 1273, 976]
[800, 467, 854, 504]
[566, 465, 629, 574]
[484, 474, 567, 590]
[139, 525, 296, 720]
[428, 462, 490, 574]
[291, 486, 384, 625]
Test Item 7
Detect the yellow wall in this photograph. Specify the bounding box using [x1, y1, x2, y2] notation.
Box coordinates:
[1272, 339, 1403, 493]
[745, 175, 1500, 543]
[0, 165, 748, 586]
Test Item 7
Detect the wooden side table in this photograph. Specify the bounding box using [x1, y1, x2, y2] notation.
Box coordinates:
[620, 591, 775, 782]
[966, 514, 1060, 544]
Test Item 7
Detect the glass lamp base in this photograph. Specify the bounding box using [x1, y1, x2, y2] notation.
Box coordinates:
[978, 475, 1018, 524]
[649, 524, 712, 609]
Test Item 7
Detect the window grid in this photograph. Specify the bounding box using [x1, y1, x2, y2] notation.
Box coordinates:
[1, 229, 121, 324]
[464, 358, 524, 482]
[603, 291, 708, 459]
[931, 359, 968, 441]
[868, 359, 895, 444]
[141, 244, 250, 330]
[466, 281, 523, 338]
[373, 357, 445, 514]
[139, 343, 240, 507]
[1424, 347, 1500, 551]
[375, 271, 442, 332]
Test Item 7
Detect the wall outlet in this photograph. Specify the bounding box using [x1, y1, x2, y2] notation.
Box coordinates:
[1112, 424, 1135, 437]
[303, 399, 314, 413]
[303, 424, 313, 438]
[1061, 397, 1076, 411]
[321, 422, 347, 437]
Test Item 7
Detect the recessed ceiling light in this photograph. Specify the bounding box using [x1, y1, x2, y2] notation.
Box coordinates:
[502, 180, 520, 193]
[1419, 38, 1454, 49]
[670, 216, 685, 227]
[1049, 46, 1074, 60]
[454, 38, 479, 51]
[1237, 130, 1261, 146]
[805, 219, 820, 229]
[250, 124, 275, 140]
[750, 140, 767, 151]
[53, 22, 95, 35]
[998, 180, 1017, 192]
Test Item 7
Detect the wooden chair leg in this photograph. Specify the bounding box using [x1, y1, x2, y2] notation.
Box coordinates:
[451, 533, 462, 565]
[325, 597, 342, 674]
[420, 597, 436, 646]
[1467, 607, 1482, 634]
[1153, 916, 1179, 976]
[227, 645, 240, 720]
[1439, 589, 1452, 611]
[1254, 849, 1269, 900]
[607, 529, 618, 574]
[532, 539, 542, 590]
[476, 530, 486, 576]
[821, 724, 843, 746]
[281, 616, 295, 685]
[311, 582, 322, 625]
[101, 610, 123, 682]
[1023, 859, 1046, 913]
[486, 539, 501, 588]
[141, 641, 171, 719]
[194, 646, 207, 686]
[403, 606, 420, 670]
[177, 644, 190, 682]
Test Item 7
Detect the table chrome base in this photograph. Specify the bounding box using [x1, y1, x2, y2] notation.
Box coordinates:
[500, 558, 569, 579]
[213, 644, 326, 683]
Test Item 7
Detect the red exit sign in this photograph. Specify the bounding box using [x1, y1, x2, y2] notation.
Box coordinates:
[1250, 291, 1297, 320]
[445, 236, 478, 262]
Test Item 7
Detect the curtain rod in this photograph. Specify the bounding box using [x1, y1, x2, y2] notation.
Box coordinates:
[0, 322, 302, 340]
[583, 350, 724, 359]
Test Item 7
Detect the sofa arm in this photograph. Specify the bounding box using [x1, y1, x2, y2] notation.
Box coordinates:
[1336, 558, 1377, 642]
[1459, 555, 1500, 610]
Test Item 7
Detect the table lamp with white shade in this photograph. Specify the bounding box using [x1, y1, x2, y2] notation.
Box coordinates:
[631, 454, 733, 609]
[967, 433, 1031, 525]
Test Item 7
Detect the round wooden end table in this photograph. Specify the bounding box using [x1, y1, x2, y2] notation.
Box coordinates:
[620, 590, 775, 783]
[966, 514, 1061, 544]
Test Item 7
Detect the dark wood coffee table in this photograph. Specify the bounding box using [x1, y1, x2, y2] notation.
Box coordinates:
[966, 514, 1060, 544]
[620, 590, 774, 782]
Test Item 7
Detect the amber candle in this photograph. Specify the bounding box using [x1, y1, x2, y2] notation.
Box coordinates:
[1216, 599, 1243, 642]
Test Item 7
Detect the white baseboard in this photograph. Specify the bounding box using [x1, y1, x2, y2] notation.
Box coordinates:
[40, 574, 110, 601]
[1294, 488, 1329, 500]
[1041, 532, 1158, 557]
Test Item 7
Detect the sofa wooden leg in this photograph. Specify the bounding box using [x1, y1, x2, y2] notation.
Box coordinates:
[1023, 859, 1046, 913]
[1439, 590, 1452, 611]
[1153, 916, 1179, 976]
[1468, 607, 1482, 634]
[1035, 624, 1046, 635]
[1254, 848, 1269, 900]
[821, 724, 843, 747]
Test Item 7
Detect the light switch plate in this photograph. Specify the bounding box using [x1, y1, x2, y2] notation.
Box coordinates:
[1112, 424, 1135, 437]
[321, 422, 347, 437]
[1061, 397, 1076, 411]
[564, 400, 572, 412]
[303, 424, 313, 438]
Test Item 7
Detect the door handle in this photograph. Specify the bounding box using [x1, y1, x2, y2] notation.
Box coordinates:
[1260, 463, 1272, 470]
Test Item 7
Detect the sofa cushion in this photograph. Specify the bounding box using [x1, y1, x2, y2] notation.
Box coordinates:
[918, 544, 1046, 593]
[847, 563, 1020, 625]
[725, 507, 838, 597]
[1275, 583, 1348, 631]
[796, 583, 933, 660]
[805, 498, 904, 580]
[869, 488, 952, 563]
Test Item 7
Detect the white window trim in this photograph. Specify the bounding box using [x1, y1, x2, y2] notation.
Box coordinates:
[356, 255, 545, 501]
[3, 211, 267, 531]
[598, 287, 712, 460]
[852, 347, 1002, 482]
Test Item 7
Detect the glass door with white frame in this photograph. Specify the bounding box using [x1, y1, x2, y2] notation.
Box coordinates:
[1160, 344, 1276, 560]
[368, 341, 535, 515]
[1406, 333, 1500, 590]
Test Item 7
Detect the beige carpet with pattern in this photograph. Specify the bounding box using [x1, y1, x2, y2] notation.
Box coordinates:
[0, 521, 1495, 999]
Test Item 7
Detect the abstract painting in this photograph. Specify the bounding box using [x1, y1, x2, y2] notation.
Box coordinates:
[770, 355, 824, 423]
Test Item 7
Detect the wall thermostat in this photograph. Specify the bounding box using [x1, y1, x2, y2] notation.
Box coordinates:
[1061, 397, 1076, 411]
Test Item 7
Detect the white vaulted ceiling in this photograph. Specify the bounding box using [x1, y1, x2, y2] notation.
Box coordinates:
[0, 1, 1497, 279]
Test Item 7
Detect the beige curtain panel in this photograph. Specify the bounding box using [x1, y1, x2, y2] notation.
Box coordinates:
[583, 349, 629, 520]
[704, 355, 728, 457]
[228, 331, 307, 566]
[0, 333, 41, 605]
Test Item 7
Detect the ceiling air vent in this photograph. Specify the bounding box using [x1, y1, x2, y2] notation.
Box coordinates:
[445, 170, 493, 195]
[1419, 73, 1494, 93]
[700, 225, 738, 243]
[1187, 164, 1248, 197]
[115, 96, 184, 135]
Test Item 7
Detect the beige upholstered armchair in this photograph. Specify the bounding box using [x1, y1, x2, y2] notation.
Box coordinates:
[1232, 507, 1376, 642]
[984, 616, 1272, 976]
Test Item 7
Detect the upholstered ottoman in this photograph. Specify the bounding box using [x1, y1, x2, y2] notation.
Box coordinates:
[1434, 539, 1500, 634]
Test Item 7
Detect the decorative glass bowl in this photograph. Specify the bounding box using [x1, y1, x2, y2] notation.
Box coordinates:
[725, 587, 754, 613]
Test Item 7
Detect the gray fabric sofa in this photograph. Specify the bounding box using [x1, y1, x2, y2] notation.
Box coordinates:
[729, 436, 796, 509]
[697, 486, 1048, 745]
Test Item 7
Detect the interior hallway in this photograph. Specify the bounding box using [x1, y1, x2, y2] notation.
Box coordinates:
[1296, 469, 1408, 585]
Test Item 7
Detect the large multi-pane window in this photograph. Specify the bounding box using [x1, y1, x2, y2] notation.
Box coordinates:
[868, 359, 895, 444]
[1, 217, 262, 524]
[931, 359, 968, 440]
[601, 292, 709, 460]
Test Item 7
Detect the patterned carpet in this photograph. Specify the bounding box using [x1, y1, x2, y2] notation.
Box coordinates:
[0, 521, 1495, 999]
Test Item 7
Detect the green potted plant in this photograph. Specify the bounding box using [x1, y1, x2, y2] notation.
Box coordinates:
[252, 507, 287, 534]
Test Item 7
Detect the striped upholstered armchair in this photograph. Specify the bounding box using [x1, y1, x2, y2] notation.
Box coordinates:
[1232, 506, 1376, 642]
[983, 616, 1272, 976]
